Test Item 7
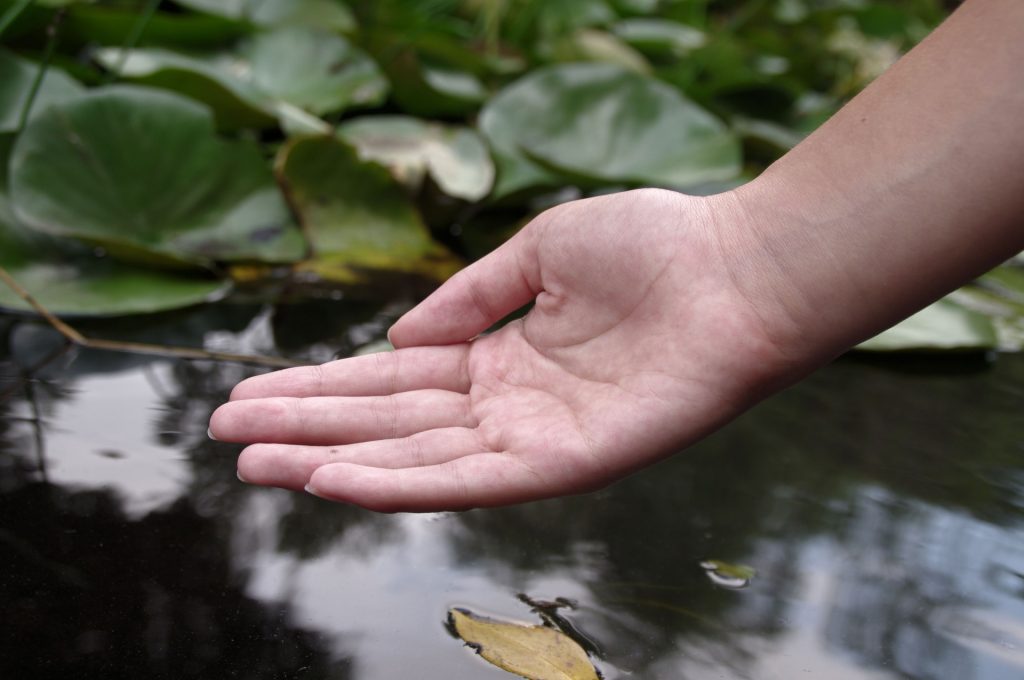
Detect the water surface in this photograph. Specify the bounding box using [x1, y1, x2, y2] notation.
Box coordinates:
[2, 301, 1022, 679]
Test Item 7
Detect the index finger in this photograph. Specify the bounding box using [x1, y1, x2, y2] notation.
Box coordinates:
[230, 344, 471, 400]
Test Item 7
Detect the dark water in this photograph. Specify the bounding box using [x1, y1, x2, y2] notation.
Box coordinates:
[2, 299, 1023, 680]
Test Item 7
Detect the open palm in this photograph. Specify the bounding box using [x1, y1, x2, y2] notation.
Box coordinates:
[209, 189, 791, 511]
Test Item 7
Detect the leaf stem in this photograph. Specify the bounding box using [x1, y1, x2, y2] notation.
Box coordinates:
[102, 0, 162, 84]
[16, 7, 65, 134]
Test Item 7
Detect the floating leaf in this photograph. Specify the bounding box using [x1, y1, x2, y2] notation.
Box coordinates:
[339, 115, 494, 201]
[480, 63, 740, 197]
[611, 18, 706, 57]
[10, 86, 303, 267]
[230, 27, 386, 116]
[856, 297, 998, 352]
[700, 560, 755, 589]
[0, 136, 228, 316]
[0, 49, 84, 133]
[96, 27, 386, 128]
[173, 0, 356, 33]
[275, 135, 460, 283]
[542, 29, 652, 74]
[449, 608, 600, 680]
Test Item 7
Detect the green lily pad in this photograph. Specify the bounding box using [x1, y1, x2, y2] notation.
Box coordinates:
[10, 85, 304, 267]
[611, 18, 706, 58]
[0, 49, 84, 133]
[479, 63, 741, 198]
[856, 297, 999, 352]
[231, 26, 386, 116]
[173, 0, 356, 33]
[541, 29, 652, 74]
[96, 27, 385, 129]
[0, 135, 228, 316]
[274, 135, 460, 283]
[449, 608, 600, 680]
[339, 115, 494, 201]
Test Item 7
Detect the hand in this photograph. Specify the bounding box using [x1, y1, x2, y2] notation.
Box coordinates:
[209, 188, 799, 512]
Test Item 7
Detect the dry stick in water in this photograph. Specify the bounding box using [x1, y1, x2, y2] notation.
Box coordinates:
[0, 266, 302, 369]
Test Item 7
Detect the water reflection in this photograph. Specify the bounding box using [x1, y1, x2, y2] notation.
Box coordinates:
[1, 303, 1023, 679]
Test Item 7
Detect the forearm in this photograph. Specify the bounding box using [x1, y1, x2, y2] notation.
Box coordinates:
[718, 0, 1024, 364]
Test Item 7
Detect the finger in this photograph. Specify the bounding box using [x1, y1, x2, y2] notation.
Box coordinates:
[209, 390, 474, 445]
[230, 345, 471, 401]
[388, 226, 542, 348]
[306, 454, 563, 513]
[236, 427, 487, 490]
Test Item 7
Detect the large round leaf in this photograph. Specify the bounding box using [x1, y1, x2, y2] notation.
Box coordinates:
[339, 115, 494, 201]
[9, 86, 304, 267]
[173, 0, 356, 33]
[0, 49, 84, 133]
[274, 136, 460, 282]
[480, 63, 741, 197]
[0, 136, 228, 316]
[95, 27, 386, 129]
[232, 27, 386, 116]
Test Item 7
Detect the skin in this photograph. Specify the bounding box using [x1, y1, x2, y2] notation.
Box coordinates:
[209, 0, 1024, 512]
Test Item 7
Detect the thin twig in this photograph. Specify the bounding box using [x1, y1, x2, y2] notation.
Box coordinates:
[16, 7, 65, 134]
[0, 266, 301, 369]
[0, 0, 33, 40]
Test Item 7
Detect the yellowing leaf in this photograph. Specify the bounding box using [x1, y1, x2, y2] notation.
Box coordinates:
[449, 608, 600, 680]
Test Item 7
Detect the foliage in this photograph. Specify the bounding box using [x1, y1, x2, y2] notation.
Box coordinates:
[0, 0, 1018, 350]
[449, 607, 601, 680]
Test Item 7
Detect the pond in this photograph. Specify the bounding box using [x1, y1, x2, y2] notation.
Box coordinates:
[2, 298, 1023, 680]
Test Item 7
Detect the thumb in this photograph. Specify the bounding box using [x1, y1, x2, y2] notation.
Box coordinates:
[388, 227, 541, 347]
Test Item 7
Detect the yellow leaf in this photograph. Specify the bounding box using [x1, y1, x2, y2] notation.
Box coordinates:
[449, 608, 600, 680]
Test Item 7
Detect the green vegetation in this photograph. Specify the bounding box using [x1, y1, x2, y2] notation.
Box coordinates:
[0, 0, 1020, 348]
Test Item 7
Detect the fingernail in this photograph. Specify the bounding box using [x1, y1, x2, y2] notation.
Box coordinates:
[304, 483, 324, 499]
[237, 469, 249, 483]
[207, 427, 219, 441]
[386, 326, 396, 345]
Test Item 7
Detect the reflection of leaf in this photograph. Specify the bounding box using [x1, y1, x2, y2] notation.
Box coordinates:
[96, 27, 386, 128]
[274, 136, 461, 283]
[0, 49, 84, 133]
[449, 608, 600, 680]
[0, 136, 228, 316]
[339, 115, 494, 201]
[10, 86, 303, 267]
[480, 63, 740, 197]
[856, 297, 998, 352]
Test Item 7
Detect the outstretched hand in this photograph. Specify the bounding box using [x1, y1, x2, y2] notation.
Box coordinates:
[209, 189, 798, 512]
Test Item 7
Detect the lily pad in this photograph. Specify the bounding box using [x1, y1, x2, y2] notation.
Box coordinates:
[611, 18, 706, 57]
[856, 297, 999, 352]
[173, 0, 356, 33]
[96, 27, 386, 129]
[449, 608, 600, 680]
[0, 49, 84, 133]
[10, 85, 304, 267]
[339, 115, 494, 201]
[0, 136, 228, 316]
[274, 135, 460, 283]
[479, 63, 741, 198]
[541, 29, 652, 74]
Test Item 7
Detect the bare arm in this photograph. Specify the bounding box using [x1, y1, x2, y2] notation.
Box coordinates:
[719, 0, 1024, 367]
[209, 0, 1024, 511]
